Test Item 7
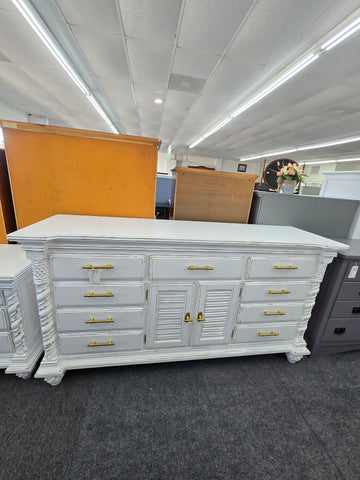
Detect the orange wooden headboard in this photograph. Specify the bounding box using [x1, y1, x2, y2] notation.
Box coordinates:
[0, 121, 161, 228]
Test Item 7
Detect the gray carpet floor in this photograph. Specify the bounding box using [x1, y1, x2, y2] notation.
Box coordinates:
[1, 351, 360, 480]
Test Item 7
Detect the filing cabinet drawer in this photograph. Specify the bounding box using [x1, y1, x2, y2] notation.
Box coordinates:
[56, 308, 144, 332]
[242, 281, 311, 302]
[321, 318, 360, 343]
[247, 256, 316, 278]
[337, 282, 360, 301]
[59, 331, 144, 354]
[238, 303, 304, 323]
[0, 308, 8, 330]
[233, 323, 298, 343]
[331, 301, 360, 318]
[344, 262, 360, 282]
[0, 333, 14, 353]
[149, 256, 245, 280]
[53, 283, 145, 307]
[50, 255, 145, 280]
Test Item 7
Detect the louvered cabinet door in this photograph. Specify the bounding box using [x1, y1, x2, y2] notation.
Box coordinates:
[147, 284, 195, 348]
[191, 281, 240, 346]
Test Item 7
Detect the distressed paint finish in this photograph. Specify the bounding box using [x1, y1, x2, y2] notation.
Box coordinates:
[7, 215, 348, 385]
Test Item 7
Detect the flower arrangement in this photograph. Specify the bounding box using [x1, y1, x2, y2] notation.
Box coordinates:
[276, 163, 306, 183]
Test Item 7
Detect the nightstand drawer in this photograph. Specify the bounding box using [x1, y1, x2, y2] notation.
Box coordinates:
[247, 256, 316, 278]
[50, 255, 145, 280]
[233, 323, 297, 343]
[242, 281, 310, 302]
[53, 283, 145, 307]
[59, 331, 144, 354]
[56, 308, 144, 332]
[331, 301, 360, 318]
[337, 282, 360, 301]
[0, 333, 14, 353]
[321, 318, 360, 343]
[0, 308, 8, 330]
[149, 256, 245, 280]
[238, 303, 304, 323]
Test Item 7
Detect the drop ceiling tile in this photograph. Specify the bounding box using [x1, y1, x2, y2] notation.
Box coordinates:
[57, 0, 123, 35]
[172, 47, 220, 78]
[177, 0, 254, 55]
[120, 0, 181, 45]
[70, 25, 128, 81]
[164, 90, 196, 113]
[127, 38, 173, 87]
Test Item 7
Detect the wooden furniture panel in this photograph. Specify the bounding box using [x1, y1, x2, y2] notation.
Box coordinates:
[0, 149, 16, 243]
[7, 215, 347, 385]
[173, 167, 257, 223]
[0, 121, 160, 228]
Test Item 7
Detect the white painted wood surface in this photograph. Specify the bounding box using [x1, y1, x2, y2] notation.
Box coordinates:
[0, 245, 42, 379]
[7, 215, 349, 385]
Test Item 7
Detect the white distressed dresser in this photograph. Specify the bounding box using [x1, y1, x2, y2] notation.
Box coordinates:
[8, 215, 347, 385]
[0, 245, 42, 379]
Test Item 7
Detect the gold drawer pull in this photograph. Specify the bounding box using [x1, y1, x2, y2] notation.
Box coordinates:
[82, 263, 114, 269]
[268, 289, 291, 294]
[84, 291, 114, 297]
[275, 264, 298, 270]
[87, 339, 115, 347]
[86, 316, 114, 324]
[184, 312, 193, 322]
[197, 312, 206, 322]
[264, 310, 285, 316]
[187, 265, 214, 271]
[258, 330, 279, 337]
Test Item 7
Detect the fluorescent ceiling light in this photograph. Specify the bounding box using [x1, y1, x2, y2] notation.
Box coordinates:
[239, 134, 360, 161]
[298, 135, 360, 150]
[189, 137, 205, 149]
[154, 98, 163, 104]
[305, 160, 337, 165]
[231, 54, 318, 119]
[12, 0, 119, 134]
[321, 15, 360, 51]
[187, 9, 360, 150]
[203, 118, 232, 139]
[337, 157, 360, 162]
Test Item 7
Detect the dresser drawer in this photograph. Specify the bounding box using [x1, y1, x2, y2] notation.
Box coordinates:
[50, 255, 145, 280]
[56, 308, 144, 332]
[233, 323, 298, 343]
[238, 303, 304, 324]
[53, 283, 145, 307]
[0, 308, 9, 330]
[59, 331, 144, 354]
[331, 301, 360, 318]
[246, 256, 316, 279]
[337, 282, 360, 301]
[0, 332, 14, 353]
[149, 256, 245, 280]
[321, 318, 360, 343]
[242, 281, 310, 302]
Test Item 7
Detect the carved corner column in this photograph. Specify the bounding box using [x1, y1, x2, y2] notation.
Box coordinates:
[30, 253, 64, 385]
[4, 288, 31, 379]
[287, 252, 335, 363]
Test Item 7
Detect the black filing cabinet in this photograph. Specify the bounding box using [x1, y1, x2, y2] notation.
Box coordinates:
[306, 239, 360, 356]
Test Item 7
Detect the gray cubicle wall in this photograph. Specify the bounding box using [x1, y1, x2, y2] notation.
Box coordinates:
[249, 191, 359, 238]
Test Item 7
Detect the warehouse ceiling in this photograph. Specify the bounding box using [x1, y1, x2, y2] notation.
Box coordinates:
[1, 0, 360, 163]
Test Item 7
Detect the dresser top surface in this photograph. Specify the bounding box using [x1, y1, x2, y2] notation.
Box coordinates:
[7, 215, 348, 252]
[0, 244, 31, 278]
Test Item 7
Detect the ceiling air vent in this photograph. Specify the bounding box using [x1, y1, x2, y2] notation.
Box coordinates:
[168, 73, 206, 94]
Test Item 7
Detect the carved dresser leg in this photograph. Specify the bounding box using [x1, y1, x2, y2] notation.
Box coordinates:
[286, 352, 303, 363]
[44, 374, 64, 386]
[15, 371, 32, 380]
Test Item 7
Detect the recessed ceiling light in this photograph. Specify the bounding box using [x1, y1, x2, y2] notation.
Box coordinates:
[154, 98, 163, 104]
